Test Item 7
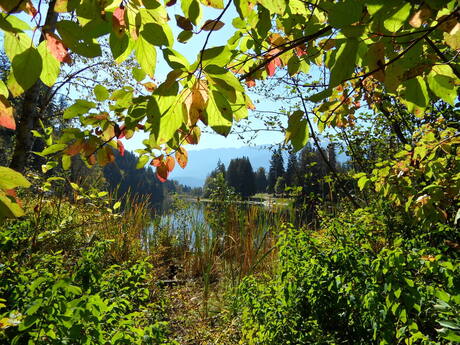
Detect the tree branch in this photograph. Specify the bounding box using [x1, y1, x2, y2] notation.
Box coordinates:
[238, 25, 333, 81]
[425, 36, 460, 80]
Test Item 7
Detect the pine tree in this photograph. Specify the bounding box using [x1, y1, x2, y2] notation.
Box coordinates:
[267, 148, 285, 193]
[285, 152, 299, 187]
[254, 167, 268, 193]
[226, 157, 256, 198]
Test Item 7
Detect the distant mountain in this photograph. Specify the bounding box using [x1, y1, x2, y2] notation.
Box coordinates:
[169, 146, 273, 187]
[169, 145, 348, 188]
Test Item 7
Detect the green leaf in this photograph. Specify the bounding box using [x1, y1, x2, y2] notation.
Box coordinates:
[56, 20, 101, 57]
[308, 88, 332, 102]
[258, 0, 287, 15]
[155, 97, 183, 144]
[142, 23, 173, 47]
[3, 32, 32, 61]
[37, 41, 60, 87]
[357, 176, 369, 190]
[427, 65, 457, 106]
[12, 47, 42, 92]
[178, 30, 194, 43]
[18, 315, 39, 331]
[0, 13, 31, 32]
[329, 38, 359, 87]
[162, 48, 190, 70]
[132, 67, 146, 82]
[136, 155, 149, 169]
[284, 110, 309, 152]
[0, 80, 8, 98]
[63, 100, 96, 119]
[438, 320, 460, 330]
[0, 192, 24, 219]
[200, 45, 232, 67]
[444, 31, 460, 50]
[231, 92, 249, 121]
[205, 65, 244, 92]
[401, 76, 428, 117]
[234, 0, 252, 18]
[181, 0, 202, 25]
[135, 34, 157, 77]
[39, 144, 67, 156]
[62, 155, 71, 170]
[0, 167, 31, 189]
[26, 299, 43, 315]
[383, 3, 411, 32]
[199, 0, 224, 9]
[109, 33, 132, 63]
[327, 0, 363, 28]
[206, 90, 232, 136]
[6, 72, 25, 97]
[94, 85, 109, 101]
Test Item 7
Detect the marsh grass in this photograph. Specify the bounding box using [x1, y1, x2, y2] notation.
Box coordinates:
[148, 198, 291, 319]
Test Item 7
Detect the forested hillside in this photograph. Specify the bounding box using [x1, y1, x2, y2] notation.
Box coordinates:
[0, 0, 459, 344]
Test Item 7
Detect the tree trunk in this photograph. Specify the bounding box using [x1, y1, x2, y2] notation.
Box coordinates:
[9, 0, 58, 172]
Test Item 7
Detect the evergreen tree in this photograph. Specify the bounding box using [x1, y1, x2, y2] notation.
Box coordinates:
[285, 152, 299, 187]
[226, 157, 256, 198]
[203, 160, 227, 198]
[254, 167, 268, 193]
[103, 150, 167, 207]
[267, 148, 285, 193]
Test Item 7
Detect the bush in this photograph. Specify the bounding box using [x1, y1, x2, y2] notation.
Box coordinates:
[239, 210, 460, 345]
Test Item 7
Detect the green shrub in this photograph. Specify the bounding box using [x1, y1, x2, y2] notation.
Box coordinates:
[239, 214, 460, 345]
[0, 223, 175, 345]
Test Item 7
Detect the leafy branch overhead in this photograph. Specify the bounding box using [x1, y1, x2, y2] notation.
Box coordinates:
[0, 0, 459, 185]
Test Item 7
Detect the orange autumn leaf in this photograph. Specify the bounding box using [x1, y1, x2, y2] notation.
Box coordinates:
[45, 32, 72, 64]
[265, 59, 276, 77]
[175, 147, 188, 169]
[117, 140, 125, 156]
[165, 156, 175, 172]
[65, 139, 84, 156]
[112, 6, 126, 37]
[0, 96, 15, 130]
[151, 155, 164, 167]
[156, 164, 169, 182]
[245, 78, 256, 87]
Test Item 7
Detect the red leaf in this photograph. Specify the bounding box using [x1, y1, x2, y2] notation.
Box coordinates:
[175, 15, 193, 31]
[112, 6, 126, 37]
[165, 156, 175, 172]
[0, 96, 15, 130]
[118, 124, 126, 139]
[265, 60, 276, 77]
[295, 45, 307, 57]
[245, 78, 256, 88]
[156, 164, 169, 182]
[151, 155, 164, 167]
[45, 32, 71, 64]
[201, 19, 225, 31]
[5, 189, 22, 207]
[117, 140, 125, 156]
[65, 139, 84, 156]
[88, 154, 97, 165]
[175, 147, 188, 169]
